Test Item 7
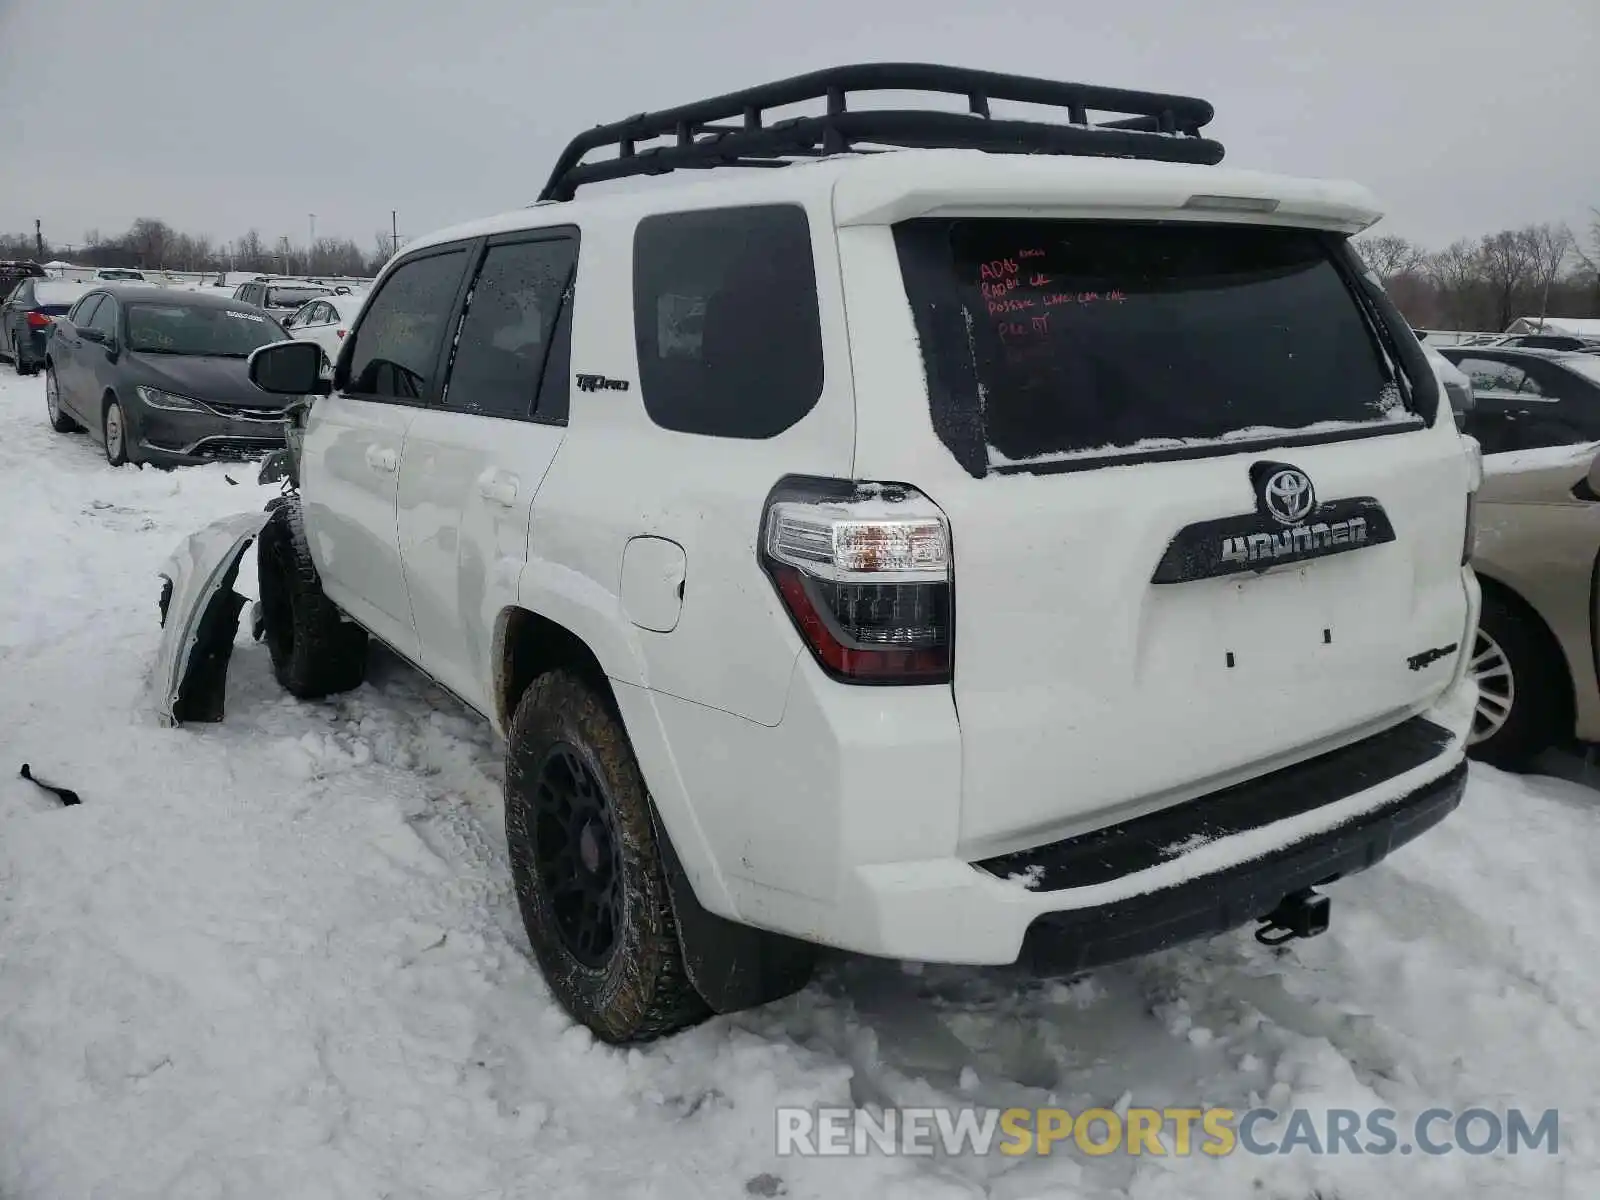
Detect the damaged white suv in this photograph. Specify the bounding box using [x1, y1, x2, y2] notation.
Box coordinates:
[155, 65, 1482, 1043]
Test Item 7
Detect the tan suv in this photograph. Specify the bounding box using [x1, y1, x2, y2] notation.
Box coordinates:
[1441, 345, 1600, 767]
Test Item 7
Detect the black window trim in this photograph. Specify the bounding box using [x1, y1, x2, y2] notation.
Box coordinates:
[894, 217, 1433, 480]
[434, 224, 582, 427]
[335, 238, 479, 409]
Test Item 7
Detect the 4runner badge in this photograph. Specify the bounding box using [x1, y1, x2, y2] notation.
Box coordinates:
[576, 373, 630, 393]
[1148, 460, 1397, 584]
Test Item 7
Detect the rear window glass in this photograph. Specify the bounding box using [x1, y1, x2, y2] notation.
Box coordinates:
[895, 220, 1414, 471]
[266, 286, 330, 308]
[35, 283, 87, 308]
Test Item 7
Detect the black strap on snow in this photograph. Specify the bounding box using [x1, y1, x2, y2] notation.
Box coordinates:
[19, 764, 80, 807]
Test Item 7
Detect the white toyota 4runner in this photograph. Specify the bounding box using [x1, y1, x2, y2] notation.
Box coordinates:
[226, 66, 1481, 1042]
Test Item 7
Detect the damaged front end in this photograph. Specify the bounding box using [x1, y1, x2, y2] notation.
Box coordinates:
[150, 453, 297, 726]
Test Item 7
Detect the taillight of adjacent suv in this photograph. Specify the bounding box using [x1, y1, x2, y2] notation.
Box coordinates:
[760, 479, 952, 684]
[25, 312, 52, 330]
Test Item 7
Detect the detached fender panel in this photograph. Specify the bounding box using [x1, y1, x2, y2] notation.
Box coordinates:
[151, 510, 273, 727]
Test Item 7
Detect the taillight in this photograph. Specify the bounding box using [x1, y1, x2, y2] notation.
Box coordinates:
[760, 480, 952, 684]
[336, 329, 346, 339]
[25, 312, 51, 329]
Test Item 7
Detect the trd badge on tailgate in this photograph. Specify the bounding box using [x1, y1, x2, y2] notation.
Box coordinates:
[1149, 460, 1397, 584]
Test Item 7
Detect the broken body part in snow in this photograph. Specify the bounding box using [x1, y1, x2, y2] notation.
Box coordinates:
[150, 508, 271, 727]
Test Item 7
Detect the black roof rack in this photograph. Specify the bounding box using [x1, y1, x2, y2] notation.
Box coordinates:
[537, 63, 1223, 202]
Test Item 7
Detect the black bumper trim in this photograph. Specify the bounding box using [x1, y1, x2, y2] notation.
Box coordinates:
[976, 714, 1455, 889]
[1015, 757, 1467, 975]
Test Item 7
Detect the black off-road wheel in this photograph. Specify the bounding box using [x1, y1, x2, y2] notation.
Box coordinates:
[256, 503, 368, 698]
[505, 670, 709, 1043]
[1467, 588, 1570, 771]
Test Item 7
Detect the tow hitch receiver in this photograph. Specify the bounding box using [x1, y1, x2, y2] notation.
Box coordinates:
[1255, 888, 1331, 946]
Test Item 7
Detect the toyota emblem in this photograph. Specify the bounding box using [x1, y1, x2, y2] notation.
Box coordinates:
[1262, 467, 1316, 526]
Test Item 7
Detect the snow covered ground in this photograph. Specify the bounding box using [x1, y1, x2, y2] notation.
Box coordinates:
[1, 366, 1596, 1200]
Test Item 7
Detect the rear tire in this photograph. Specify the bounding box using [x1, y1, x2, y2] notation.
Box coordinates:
[505, 670, 709, 1043]
[1467, 588, 1568, 771]
[256, 503, 368, 698]
[45, 366, 79, 433]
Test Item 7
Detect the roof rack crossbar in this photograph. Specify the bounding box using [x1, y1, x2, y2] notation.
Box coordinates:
[537, 62, 1222, 201]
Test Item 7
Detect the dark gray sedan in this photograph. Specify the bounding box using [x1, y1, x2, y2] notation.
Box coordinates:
[45, 286, 295, 467]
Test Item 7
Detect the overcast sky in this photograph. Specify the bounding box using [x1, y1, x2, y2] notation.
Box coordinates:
[0, 0, 1595, 255]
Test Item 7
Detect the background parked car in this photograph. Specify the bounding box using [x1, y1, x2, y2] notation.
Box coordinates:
[94, 268, 146, 282]
[45, 285, 293, 467]
[1436, 346, 1600, 455]
[282, 292, 365, 369]
[0, 259, 46, 298]
[231, 278, 334, 321]
[0, 279, 90, 375]
[1467, 441, 1600, 768]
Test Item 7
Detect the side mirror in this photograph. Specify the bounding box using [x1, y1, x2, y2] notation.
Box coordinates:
[248, 339, 330, 395]
[79, 326, 106, 344]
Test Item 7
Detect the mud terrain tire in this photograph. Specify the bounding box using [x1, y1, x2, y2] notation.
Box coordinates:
[256, 503, 368, 698]
[505, 670, 709, 1043]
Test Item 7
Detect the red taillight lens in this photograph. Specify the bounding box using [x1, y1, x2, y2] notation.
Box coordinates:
[760, 482, 952, 685]
[336, 328, 346, 339]
[25, 312, 51, 329]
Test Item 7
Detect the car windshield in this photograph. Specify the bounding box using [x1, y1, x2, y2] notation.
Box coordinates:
[126, 303, 286, 356]
[265, 286, 329, 308]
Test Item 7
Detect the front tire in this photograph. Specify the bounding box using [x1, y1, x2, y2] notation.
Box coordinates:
[1467, 589, 1568, 770]
[256, 504, 368, 698]
[103, 398, 129, 466]
[505, 671, 708, 1043]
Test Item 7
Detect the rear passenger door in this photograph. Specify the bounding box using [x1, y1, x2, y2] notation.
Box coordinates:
[301, 244, 472, 661]
[396, 229, 579, 713]
[1456, 355, 1587, 453]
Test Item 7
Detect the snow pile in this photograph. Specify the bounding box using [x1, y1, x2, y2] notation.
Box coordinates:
[1, 369, 1597, 1198]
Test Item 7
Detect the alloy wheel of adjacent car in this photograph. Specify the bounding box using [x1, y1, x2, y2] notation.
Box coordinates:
[529, 743, 626, 968]
[1467, 629, 1514, 747]
[45, 367, 76, 433]
[103, 400, 128, 466]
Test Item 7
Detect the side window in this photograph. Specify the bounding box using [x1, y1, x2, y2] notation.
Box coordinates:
[10, 282, 34, 306]
[88, 297, 119, 336]
[343, 249, 468, 401]
[71, 295, 103, 326]
[1455, 357, 1530, 396]
[441, 236, 577, 422]
[632, 204, 823, 439]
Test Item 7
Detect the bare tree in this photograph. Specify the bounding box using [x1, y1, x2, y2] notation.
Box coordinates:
[1524, 223, 1574, 330]
[1425, 240, 1487, 328]
[1354, 234, 1425, 281]
[1478, 230, 1538, 332]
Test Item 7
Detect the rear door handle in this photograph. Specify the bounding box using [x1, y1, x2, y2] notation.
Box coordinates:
[477, 470, 518, 507]
[365, 444, 398, 473]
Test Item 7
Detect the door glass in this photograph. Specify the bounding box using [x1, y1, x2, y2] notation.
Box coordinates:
[72, 295, 104, 327]
[343, 249, 468, 400]
[442, 238, 577, 420]
[88, 298, 119, 337]
[1454, 357, 1526, 395]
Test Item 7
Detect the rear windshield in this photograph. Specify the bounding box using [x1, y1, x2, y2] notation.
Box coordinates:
[36, 283, 88, 309]
[894, 220, 1415, 470]
[127, 303, 286, 356]
[265, 286, 330, 308]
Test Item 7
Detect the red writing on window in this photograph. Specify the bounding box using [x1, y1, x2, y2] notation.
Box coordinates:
[1107, 289, 1128, 302]
[980, 277, 1019, 300]
[978, 258, 1019, 281]
[997, 313, 1052, 341]
[986, 296, 1036, 316]
[1018, 248, 1046, 260]
[1042, 290, 1130, 307]
[1028, 273, 1051, 288]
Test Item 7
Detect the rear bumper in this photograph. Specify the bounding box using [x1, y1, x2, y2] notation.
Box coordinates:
[692, 672, 1476, 965]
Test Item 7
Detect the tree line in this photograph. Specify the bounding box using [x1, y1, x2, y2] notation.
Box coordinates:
[1355, 214, 1599, 332]
[0, 217, 398, 279]
[5, 210, 1599, 332]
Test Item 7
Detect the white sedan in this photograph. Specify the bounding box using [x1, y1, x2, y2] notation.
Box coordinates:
[283, 293, 366, 369]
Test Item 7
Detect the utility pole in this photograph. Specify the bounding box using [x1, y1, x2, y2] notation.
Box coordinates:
[392, 210, 399, 255]
[308, 213, 316, 271]
[35, 219, 43, 259]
